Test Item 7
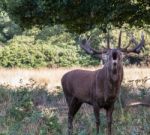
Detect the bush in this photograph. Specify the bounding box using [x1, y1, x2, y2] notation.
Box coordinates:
[0, 11, 22, 43]
[0, 25, 99, 68]
[0, 43, 98, 68]
[0, 85, 61, 135]
[0, 25, 149, 68]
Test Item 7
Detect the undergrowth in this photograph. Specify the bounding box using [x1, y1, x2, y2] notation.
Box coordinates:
[0, 85, 62, 135]
[0, 81, 149, 135]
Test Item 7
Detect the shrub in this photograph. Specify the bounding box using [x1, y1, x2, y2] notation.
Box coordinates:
[0, 25, 149, 68]
[0, 25, 99, 68]
[0, 85, 61, 135]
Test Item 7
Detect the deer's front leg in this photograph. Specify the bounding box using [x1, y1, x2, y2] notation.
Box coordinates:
[106, 105, 114, 135]
[93, 105, 100, 134]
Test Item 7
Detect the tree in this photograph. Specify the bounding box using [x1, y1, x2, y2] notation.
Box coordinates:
[0, 10, 22, 43]
[1, 0, 150, 33]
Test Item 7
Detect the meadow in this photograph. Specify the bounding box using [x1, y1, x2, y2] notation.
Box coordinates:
[0, 67, 149, 135]
[0, 67, 150, 89]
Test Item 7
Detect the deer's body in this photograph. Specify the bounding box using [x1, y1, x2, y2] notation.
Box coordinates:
[62, 66, 123, 107]
[61, 32, 145, 135]
[62, 50, 123, 135]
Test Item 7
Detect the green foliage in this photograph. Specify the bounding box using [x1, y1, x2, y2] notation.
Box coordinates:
[0, 85, 61, 135]
[0, 25, 149, 68]
[0, 10, 22, 43]
[0, 41, 97, 68]
[0, 25, 100, 68]
[0, 81, 149, 134]
[1, 0, 150, 33]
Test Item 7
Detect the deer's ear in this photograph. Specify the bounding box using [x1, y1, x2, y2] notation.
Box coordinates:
[121, 52, 126, 59]
[102, 53, 109, 63]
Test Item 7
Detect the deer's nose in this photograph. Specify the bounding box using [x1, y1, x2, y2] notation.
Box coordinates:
[113, 62, 117, 66]
[113, 60, 117, 66]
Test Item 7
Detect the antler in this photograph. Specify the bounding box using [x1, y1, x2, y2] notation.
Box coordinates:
[122, 34, 134, 50]
[80, 37, 108, 58]
[120, 32, 145, 54]
[118, 31, 122, 48]
[106, 33, 110, 49]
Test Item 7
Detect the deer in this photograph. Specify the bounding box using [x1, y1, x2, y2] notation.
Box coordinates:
[61, 31, 145, 135]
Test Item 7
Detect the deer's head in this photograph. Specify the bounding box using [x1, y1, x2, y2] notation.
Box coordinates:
[80, 31, 145, 72]
[106, 49, 123, 74]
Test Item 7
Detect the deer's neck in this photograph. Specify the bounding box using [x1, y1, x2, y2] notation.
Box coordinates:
[105, 64, 123, 83]
[95, 65, 123, 103]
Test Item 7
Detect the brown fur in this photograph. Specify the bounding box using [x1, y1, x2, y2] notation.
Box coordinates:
[61, 49, 123, 135]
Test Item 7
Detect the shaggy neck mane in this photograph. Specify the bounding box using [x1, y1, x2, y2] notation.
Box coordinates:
[104, 63, 123, 83]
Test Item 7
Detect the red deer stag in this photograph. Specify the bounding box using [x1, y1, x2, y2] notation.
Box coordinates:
[61, 32, 145, 135]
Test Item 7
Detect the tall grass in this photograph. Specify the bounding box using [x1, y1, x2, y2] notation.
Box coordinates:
[0, 67, 150, 89]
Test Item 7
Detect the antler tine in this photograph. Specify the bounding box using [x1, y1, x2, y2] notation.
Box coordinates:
[121, 32, 145, 54]
[132, 32, 145, 53]
[87, 36, 91, 42]
[131, 33, 139, 46]
[80, 36, 108, 58]
[118, 31, 122, 48]
[106, 33, 110, 49]
[80, 38, 93, 54]
[123, 33, 134, 50]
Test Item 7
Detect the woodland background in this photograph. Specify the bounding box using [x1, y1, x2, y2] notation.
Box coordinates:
[0, 0, 150, 68]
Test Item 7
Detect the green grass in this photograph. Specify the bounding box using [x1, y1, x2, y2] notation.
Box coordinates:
[0, 85, 62, 135]
[0, 83, 149, 135]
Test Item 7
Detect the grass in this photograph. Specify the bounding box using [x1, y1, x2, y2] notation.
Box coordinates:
[0, 67, 149, 135]
[0, 85, 62, 135]
[0, 66, 150, 89]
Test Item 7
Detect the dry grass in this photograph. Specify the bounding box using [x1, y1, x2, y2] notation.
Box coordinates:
[0, 66, 150, 90]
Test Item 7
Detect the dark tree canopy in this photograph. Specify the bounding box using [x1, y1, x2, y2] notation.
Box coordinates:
[1, 0, 150, 33]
